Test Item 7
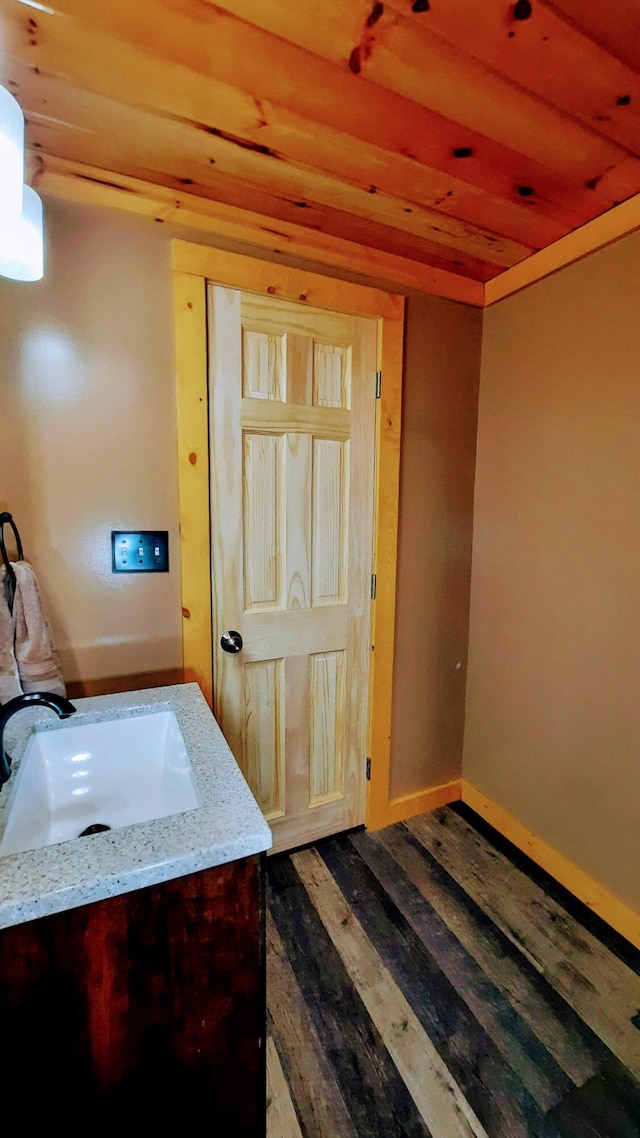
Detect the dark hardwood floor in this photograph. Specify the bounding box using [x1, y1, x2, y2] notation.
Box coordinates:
[266, 806, 640, 1138]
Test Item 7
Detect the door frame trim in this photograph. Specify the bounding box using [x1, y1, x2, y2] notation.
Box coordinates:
[172, 239, 404, 830]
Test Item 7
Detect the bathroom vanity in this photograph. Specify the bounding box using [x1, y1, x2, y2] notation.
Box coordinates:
[0, 683, 272, 1131]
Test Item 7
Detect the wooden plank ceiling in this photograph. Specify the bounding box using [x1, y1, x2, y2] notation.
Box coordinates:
[1, 0, 640, 296]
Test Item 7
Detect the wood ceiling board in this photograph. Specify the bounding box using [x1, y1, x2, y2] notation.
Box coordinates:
[14, 62, 535, 271]
[0, 19, 575, 252]
[4, 44, 535, 270]
[379, 0, 640, 155]
[546, 0, 640, 75]
[24, 110, 504, 281]
[34, 154, 485, 305]
[15, 0, 632, 220]
[3, 0, 640, 305]
[209, 0, 640, 183]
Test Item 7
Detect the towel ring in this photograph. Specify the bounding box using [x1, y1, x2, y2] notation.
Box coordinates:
[0, 512, 24, 612]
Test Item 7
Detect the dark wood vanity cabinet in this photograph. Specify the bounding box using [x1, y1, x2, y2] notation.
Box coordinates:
[0, 854, 265, 1133]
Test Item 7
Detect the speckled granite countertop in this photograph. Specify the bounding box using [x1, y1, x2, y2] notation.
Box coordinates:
[0, 682, 272, 929]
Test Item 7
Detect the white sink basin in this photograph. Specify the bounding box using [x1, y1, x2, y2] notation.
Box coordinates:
[0, 709, 200, 856]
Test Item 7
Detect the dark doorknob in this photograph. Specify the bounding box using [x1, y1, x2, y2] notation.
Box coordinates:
[220, 630, 243, 654]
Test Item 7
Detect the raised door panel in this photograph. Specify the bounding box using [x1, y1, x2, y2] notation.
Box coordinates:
[313, 343, 352, 409]
[284, 433, 312, 611]
[243, 432, 283, 612]
[243, 658, 285, 820]
[242, 329, 284, 400]
[311, 438, 349, 607]
[309, 649, 346, 806]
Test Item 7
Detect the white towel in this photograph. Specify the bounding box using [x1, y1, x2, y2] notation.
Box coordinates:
[11, 561, 66, 698]
[0, 569, 22, 704]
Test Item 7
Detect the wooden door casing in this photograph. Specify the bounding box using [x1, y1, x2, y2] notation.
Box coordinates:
[173, 244, 405, 835]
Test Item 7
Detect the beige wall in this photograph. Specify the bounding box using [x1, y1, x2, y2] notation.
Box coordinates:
[391, 295, 481, 797]
[464, 230, 640, 911]
[0, 199, 182, 683]
[0, 196, 480, 795]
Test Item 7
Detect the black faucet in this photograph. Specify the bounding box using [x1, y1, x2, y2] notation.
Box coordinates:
[0, 692, 77, 788]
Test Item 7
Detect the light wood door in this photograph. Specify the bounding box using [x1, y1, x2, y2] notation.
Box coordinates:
[208, 285, 377, 853]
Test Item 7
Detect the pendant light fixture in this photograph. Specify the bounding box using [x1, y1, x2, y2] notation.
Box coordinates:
[0, 184, 44, 281]
[0, 83, 44, 282]
[0, 85, 24, 218]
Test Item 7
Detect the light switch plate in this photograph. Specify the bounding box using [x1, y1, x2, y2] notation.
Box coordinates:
[111, 531, 169, 573]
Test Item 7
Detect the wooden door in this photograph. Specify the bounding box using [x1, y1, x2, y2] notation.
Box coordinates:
[208, 285, 377, 853]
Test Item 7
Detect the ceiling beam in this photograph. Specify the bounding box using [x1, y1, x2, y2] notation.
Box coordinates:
[33, 153, 485, 306]
[32, 152, 640, 310]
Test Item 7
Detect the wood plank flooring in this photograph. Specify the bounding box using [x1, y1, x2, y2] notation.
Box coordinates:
[266, 805, 640, 1138]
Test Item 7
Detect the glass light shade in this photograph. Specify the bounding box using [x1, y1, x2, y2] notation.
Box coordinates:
[0, 85, 25, 218]
[0, 184, 44, 281]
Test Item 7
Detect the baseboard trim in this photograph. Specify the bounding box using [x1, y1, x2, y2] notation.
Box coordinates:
[66, 668, 185, 699]
[371, 778, 462, 830]
[461, 780, 640, 951]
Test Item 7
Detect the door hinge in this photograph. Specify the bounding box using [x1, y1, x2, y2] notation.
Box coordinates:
[366, 757, 372, 781]
[375, 370, 382, 399]
[370, 573, 377, 599]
